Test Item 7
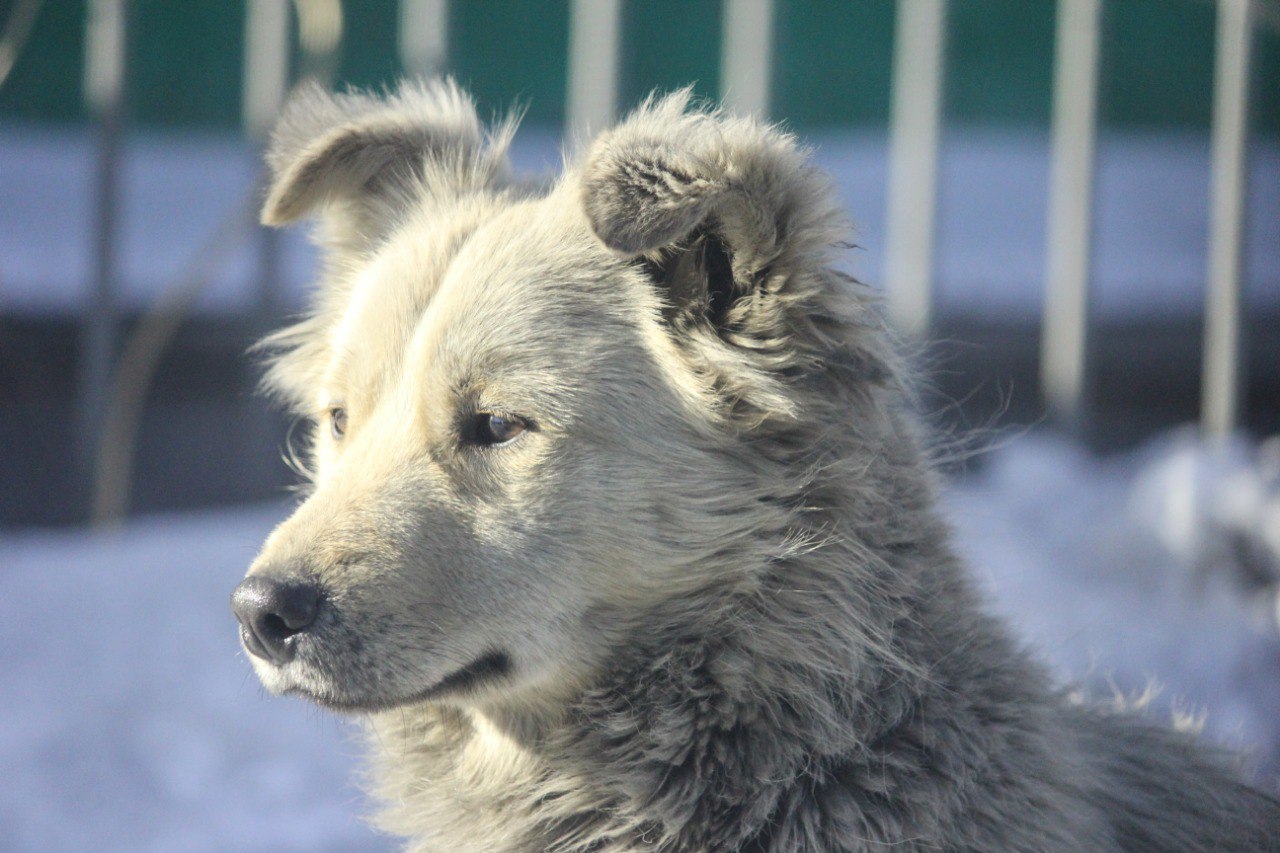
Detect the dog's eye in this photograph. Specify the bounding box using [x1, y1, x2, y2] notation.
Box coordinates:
[329, 407, 348, 440]
[467, 413, 527, 447]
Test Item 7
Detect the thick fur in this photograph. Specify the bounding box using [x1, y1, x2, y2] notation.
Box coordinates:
[238, 80, 1280, 851]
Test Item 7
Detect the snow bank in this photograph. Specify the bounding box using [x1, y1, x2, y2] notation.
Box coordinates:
[0, 505, 387, 852]
[948, 431, 1280, 776]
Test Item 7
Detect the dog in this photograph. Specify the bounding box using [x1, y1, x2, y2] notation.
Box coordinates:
[232, 80, 1280, 851]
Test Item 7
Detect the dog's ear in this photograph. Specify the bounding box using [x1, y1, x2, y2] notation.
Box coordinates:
[581, 91, 845, 336]
[581, 92, 894, 423]
[261, 79, 510, 240]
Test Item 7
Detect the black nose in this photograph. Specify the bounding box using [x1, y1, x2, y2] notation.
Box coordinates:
[231, 575, 322, 665]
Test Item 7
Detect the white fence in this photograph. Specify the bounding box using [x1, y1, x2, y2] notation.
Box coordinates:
[43, 0, 1270, 522]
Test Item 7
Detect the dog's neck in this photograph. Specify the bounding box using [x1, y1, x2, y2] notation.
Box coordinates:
[367, 527, 1032, 852]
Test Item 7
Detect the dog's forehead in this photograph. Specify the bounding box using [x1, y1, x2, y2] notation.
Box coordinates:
[315, 189, 659, 419]
[419, 195, 635, 355]
[325, 201, 495, 399]
[446, 193, 608, 302]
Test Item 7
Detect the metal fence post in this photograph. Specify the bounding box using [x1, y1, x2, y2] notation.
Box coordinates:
[243, 0, 291, 323]
[399, 0, 449, 78]
[884, 0, 947, 338]
[243, 0, 290, 142]
[1041, 0, 1102, 431]
[1202, 0, 1254, 442]
[720, 0, 774, 118]
[566, 0, 621, 144]
[79, 0, 126, 519]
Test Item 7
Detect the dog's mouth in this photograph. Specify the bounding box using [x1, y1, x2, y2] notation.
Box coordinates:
[285, 650, 513, 713]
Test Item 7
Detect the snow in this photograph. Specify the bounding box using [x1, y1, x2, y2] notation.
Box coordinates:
[2, 430, 1278, 850]
[947, 431, 1280, 777]
[2, 125, 1277, 317]
[0, 505, 387, 852]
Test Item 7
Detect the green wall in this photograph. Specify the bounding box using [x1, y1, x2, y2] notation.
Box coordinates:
[0, 0, 1275, 133]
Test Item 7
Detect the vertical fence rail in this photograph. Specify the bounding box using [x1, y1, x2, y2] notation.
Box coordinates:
[1041, 0, 1102, 430]
[79, 0, 126, 506]
[1202, 0, 1254, 442]
[243, 0, 290, 322]
[720, 0, 774, 117]
[243, 0, 289, 141]
[566, 0, 621, 144]
[399, 0, 449, 78]
[884, 0, 947, 337]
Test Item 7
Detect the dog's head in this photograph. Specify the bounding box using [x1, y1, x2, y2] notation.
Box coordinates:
[233, 81, 891, 715]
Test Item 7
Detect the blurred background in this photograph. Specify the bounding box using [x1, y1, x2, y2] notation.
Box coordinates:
[1, 1, 1277, 850]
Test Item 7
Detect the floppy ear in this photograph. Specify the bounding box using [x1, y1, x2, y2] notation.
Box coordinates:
[581, 91, 845, 337]
[581, 92, 899, 424]
[261, 79, 511, 245]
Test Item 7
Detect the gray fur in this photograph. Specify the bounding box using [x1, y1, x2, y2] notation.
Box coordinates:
[238, 81, 1280, 851]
